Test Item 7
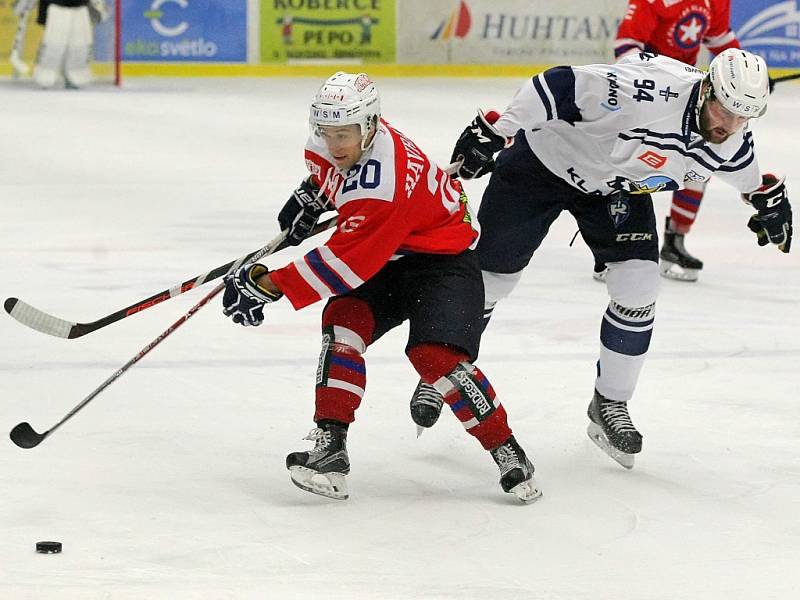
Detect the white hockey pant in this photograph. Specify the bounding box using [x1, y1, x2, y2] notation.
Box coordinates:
[481, 270, 523, 325]
[34, 4, 93, 88]
[597, 259, 660, 402]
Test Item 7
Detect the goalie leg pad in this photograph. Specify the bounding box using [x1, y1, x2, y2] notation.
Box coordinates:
[34, 4, 72, 88]
[597, 259, 659, 402]
[63, 6, 93, 87]
[314, 297, 374, 425]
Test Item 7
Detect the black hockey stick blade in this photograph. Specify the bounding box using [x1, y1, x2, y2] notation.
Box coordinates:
[772, 72, 800, 85]
[10, 422, 48, 449]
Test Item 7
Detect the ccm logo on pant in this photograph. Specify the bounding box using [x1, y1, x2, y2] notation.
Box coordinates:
[616, 232, 653, 241]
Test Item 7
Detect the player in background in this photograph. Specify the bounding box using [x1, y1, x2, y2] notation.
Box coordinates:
[593, 0, 744, 282]
[411, 49, 792, 468]
[33, 0, 108, 89]
[221, 72, 541, 504]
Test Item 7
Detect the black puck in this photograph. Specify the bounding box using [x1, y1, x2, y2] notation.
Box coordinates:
[35, 541, 62, 554]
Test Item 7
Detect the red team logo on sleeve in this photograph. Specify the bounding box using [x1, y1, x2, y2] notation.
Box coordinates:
[638, 150, 668, 169]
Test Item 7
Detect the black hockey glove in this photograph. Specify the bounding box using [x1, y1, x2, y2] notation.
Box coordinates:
[278, 176, 331, 246]
[743, 174, 793, 253]
[222, 264, 283, 327]
[450, 110, 507, 180]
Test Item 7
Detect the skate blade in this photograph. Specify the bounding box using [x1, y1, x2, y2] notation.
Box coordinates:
[289, 466, 349, 500]
[586, 423, 635, 469]
[416, 425, 426, 438]
[509, 478, 543, 504]
[659, 260, 699, 282]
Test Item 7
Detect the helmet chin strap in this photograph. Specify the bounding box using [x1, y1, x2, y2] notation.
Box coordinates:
[360, 116, 379, 151]
[694, 77, 713, 132]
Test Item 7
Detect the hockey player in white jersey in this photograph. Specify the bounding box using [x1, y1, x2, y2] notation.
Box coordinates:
[410, 49, 792, 468]
[33, 0, 109, 89]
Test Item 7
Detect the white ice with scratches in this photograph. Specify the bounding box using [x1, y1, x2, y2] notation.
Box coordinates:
[0, 77, 798, 599]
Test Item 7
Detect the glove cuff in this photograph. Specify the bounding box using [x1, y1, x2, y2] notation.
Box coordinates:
[247, 264, 284, 301]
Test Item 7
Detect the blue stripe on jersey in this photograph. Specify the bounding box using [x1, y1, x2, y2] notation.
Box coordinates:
[618, 133, 718, 171]
[615, 44, 641, 58]
[630, 128, 726, 163]
[723, 132, 754, 165]
[601, 317, 653, 356]
[542, 66, 582, 125]
[717, 151, 755, 172]
[532, 75, 553, 121]
[306, 249, 350, 295]
[330, 355, 366, 375]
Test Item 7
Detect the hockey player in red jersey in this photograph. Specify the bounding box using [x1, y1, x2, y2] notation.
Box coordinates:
[595, 0, 743, 281]
[221, 72, 541, 504]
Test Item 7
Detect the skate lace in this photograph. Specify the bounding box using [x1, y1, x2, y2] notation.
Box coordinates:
[600, 401, 636, 433]
[494, 444, 521, 475]
[303, 428, 332, 456]
[413, 382, 443, 409]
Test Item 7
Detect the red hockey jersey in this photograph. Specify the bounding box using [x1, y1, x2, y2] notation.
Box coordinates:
[615, 0, 740, 65]
[270, 119, 479, 310]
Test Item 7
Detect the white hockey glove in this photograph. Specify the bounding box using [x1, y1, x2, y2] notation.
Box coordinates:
[743, 174, 793, 253]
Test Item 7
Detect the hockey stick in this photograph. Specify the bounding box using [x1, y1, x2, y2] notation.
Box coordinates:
[6, 159, 463, 340]
[9, 0, 34, 77]
[4, 216, 337, 340]
[9, 227, 298, 449]
[771, 72, 800, 85]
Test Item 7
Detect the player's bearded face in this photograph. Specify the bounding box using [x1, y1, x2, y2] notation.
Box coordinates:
[700, 98, 750, 144]
[318, 124, 364, 169]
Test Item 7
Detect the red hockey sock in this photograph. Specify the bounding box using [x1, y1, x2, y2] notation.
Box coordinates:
[314, 297, 375, 424]
[669, 188, 704, 234]
[408, 343, 512, 450]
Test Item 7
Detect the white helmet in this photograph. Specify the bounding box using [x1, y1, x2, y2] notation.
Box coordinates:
[708, 49, 769, 117]
[310, 72, 381, 150]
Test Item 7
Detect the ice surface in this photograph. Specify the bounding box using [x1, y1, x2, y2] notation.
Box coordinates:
[1, 76, 798, 599]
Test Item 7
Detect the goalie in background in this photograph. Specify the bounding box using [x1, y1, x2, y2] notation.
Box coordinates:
[33, 0, 109, 89]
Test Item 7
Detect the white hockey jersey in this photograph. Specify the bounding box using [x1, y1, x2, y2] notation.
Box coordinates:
[494, 53, 761, 196]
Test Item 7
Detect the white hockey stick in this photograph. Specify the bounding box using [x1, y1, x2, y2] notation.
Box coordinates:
[9, 0, 35, 77]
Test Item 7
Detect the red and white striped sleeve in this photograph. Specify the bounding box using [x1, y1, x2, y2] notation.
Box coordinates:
[270, 198, 414, 310]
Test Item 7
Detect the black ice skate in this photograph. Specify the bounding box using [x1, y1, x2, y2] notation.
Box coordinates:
[490, 436, 542, 503]
[586, 390, 643, 469]
[659, 216, 703, 282]
[286, 420, 350, 500]
[409, 379, 444, 436]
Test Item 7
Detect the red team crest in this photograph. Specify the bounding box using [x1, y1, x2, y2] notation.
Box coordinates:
[616, 0, 739, 65]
